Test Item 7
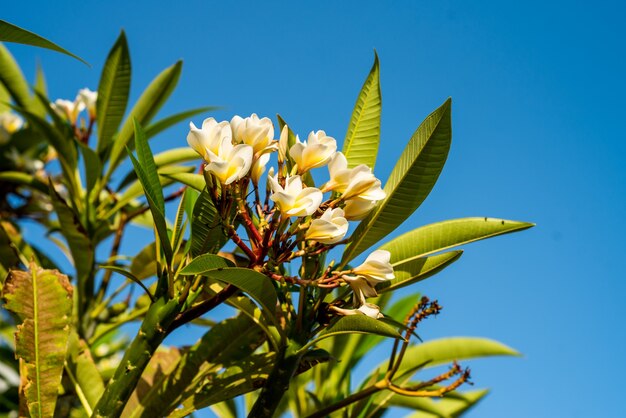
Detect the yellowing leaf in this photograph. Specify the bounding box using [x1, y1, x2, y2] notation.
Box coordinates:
[2, 264, 73, 418]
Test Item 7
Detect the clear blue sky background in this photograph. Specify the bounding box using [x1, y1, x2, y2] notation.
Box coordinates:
[4, 1, 626, 417]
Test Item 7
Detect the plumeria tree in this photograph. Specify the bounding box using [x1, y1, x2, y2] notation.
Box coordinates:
[0, 21, 533, 418]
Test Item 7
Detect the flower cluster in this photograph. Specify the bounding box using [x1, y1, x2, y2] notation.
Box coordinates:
[187, 114, 393, 318]
[52, 88, 97, 124]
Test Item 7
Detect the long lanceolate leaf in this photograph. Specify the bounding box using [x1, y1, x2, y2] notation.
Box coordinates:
[128, 120, 173, 265]
[377, 337, 519, 380]
[48, 184, 94, 318]
[106, 61, 182, 177]
[0, 43, 33, 110]
[380, 217, 535, 265]
[0, 20, 87, 64]
[342, 51, 381, 169]
[2, 264, 73, 418]
[342, 98, 452, 265]
[96, 31, 131, 154]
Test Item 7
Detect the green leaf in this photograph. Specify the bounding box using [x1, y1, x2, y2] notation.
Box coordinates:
[30, 62, 48, 117]
[170, 353, 275, 418]
[0, 171, 48, 193]
[393, 389, 488, 418]
[0, 20, 88, 64]
[48, 184, 94, 294]
[343, 51, 381, 169]
[126, 314, 266, 417]
[201, 268, 278, 326]
[122, 347, 182, 418]
[127, 120, 172, 264]
[0, 43, 33, 110]
[133, 119, 164, 213]
[2, 264, 73, 418]
[65, 332, 105, 415]
[96, 31, 131, 154]
[106, 61, 182, 176]
[161, 172, 205, 191]
[190, 188, 228, 256]
[179, 254, 233, 275]
[342, 98, 452, 265]
[143, 106, 218, 139]
[0, 79, 10, 112]
[381, 217, 535, 265]
[117, 147, 199, 190]
[376, 251, 463, 293]
[392, 337, 519, 379]
[306, 315, 401, 352]
[78, 142, 102, 194]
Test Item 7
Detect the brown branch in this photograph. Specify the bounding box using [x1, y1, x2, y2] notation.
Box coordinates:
[226, 224, 257, 263]
[168, 284, 238, 333]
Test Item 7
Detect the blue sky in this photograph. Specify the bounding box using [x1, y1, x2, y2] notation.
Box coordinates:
[4, 1, 626, 417]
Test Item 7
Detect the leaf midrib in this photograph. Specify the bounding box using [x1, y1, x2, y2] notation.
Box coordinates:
[32, 267, 42, 417]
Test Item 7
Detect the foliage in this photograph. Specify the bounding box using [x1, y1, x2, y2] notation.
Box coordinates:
[0, 22, 532, 418]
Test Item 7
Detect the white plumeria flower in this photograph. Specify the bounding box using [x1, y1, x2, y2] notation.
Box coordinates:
[251, 153, 270, 185]
[342, 251, 394, 305]
[331, 303, 384, 319]
[305, 208, 349, 244]
[204, 140, 254, 185]
[77, 88, 97, 118]
[52, 98, 85, 124]
[343, 275, 379, 302]
[0, 112, 24, 145]
[230, 114, 277, 155]
[324, 152, 386, 201]
[278, 125, 290, 163]
[187, 118, 232, 160]
[289, 130, 337, 173]
[352, 250, 395, 283]
[269, 174, 323, 217]
[343, 197, 377, 220]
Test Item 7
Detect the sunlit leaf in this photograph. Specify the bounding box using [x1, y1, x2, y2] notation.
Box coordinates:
[179, 254, 233, 275]
[0, 43, 39, 110]
[381, 217, 535, 265]
[343, 51, 381, 169]
[106, 61, 182, 175]
[390, 337, 519, 379]
[161, 172, 204, 191]
[128, 119, 172, 264]
[65, 332, 105, 415]
[0, 20, 87, 64]
[2, 264, 73, 417]
[97, 31, 131, 154]
[342, 98, 452, 264]
[307, 315, 401, 351]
